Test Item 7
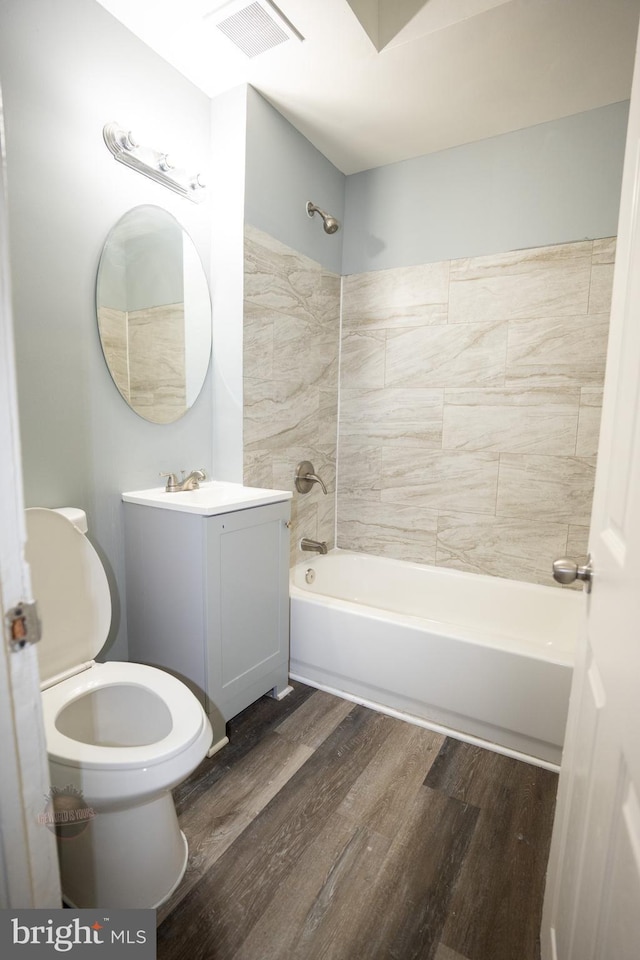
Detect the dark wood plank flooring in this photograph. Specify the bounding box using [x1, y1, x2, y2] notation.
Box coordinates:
[158, 683, 558, 960]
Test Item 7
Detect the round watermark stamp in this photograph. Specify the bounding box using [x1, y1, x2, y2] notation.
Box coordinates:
[38, 785, 96, 839]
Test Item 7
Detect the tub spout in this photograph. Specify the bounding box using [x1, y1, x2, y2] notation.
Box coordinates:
[300, 538, 328, 555]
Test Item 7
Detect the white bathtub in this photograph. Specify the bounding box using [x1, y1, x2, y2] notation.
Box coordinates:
[289, 550, 583, 768]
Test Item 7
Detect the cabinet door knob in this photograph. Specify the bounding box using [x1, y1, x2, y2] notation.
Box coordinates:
[284, 520, 292, 529]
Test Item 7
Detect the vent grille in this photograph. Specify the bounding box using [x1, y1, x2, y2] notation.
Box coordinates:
[216, 2, 292, 58]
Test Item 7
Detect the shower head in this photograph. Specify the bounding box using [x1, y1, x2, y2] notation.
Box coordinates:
[306, 200, 340, 234]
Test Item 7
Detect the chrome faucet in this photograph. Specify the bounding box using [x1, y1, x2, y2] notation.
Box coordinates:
[159, 469, 207, 493]
[300, 538, 328, 555]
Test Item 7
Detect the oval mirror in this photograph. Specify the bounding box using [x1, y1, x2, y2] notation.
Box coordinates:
[96, 205, 211, 424]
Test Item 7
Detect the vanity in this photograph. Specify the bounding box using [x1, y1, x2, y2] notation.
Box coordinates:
[122, 481, 293, 754]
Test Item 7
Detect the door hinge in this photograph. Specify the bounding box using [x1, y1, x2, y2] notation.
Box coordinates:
[6, 600, 41, 651]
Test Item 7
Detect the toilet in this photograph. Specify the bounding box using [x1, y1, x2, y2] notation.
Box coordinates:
[26, 507, 213, 909]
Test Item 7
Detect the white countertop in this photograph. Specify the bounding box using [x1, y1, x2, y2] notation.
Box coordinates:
[122, 480, 292, 516]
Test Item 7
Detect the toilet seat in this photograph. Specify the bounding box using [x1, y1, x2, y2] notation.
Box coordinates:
[42, 661, 208, 770]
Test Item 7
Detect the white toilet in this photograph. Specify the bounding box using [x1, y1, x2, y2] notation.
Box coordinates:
[26, 507, 213, 909]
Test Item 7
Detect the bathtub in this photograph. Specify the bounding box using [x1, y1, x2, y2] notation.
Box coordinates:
[289, 550, 583, 768]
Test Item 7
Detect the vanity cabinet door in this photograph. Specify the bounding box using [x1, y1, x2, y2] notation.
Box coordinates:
[204, 500, 290, 720]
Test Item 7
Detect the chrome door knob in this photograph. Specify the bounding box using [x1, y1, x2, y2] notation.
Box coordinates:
[552, 554, 593, 592]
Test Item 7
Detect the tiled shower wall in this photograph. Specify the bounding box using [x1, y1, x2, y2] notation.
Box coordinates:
[243, 225, 341, 564]
[337, 239, 615, 585]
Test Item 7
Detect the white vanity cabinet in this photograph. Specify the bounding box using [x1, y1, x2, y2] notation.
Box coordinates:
[122, 484, 292, 753]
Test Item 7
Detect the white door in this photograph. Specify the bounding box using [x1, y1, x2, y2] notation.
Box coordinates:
[541, 25, 640, 960]
[0, 89, 60, 908]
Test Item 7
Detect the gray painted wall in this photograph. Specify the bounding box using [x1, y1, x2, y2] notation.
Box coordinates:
[342, 101, 629, 274]
[0, 0, 214, 660]
[244, 87, 345, 275]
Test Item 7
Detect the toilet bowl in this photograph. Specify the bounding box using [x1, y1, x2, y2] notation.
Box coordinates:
[26, 507, 213, 909]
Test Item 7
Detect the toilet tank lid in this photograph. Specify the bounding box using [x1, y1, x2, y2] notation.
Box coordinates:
[25, 508, 111, 685]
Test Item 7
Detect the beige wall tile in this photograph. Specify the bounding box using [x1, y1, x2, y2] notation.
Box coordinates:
[592, 237, 616, 264]
[342, 261, 449, 329]
[340, 388, 443, 448]
[98, 306, 129, 402]
[338, 441, 383, 502]
[436, 512, 569, 585]
[448, 242, 592, 324]
[496, 454, 596, 524]
[381, 448, 499, 514]
[244, 378, 320, 453]
[244, 302, 274, 380]
[338, 497, 438, 563]
[443, 389, 579, 454]
[567, 524, 589, 557]
[385, 321, 507, 388]
[272, 312, 338, 386]
[506, 313, 609, 386]
[245, 225, 322, 323]
[588, 262, 615, 315]
[341, 330, 386, 388]
[576, 404, 603, 457]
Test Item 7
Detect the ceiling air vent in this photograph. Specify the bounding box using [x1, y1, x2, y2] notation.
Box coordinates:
[209, 0, 304, 58]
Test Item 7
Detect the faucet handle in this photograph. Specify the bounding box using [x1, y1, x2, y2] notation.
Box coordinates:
[295, 460, 328, 495]
[159, 472, 179, 492]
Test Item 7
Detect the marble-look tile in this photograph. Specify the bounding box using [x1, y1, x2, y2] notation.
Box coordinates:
[442, 399, 578, 455]
[272, 312, 338, 387]
[243, 449, 274, 490]
[244, 378, 319, 453]
[506, 314, 609, 387]
[576, 405, 603, 457]
[448, 241, 592, 324]
[592, 237, 616, 264]
[337, 497, 437, 563]
[340, 330, 386, 388]
[337, 441, 382, 502]
[496, 454, 596, 525]
[380, 449, 499, 515]
[436, 512, 569, 586]
[342, 261, 449, 329]
[588, 261, 615, 315]
[128, 303, 186, 422]
[567, 524, 590, 557]
[385, 321, 507, 388]
[317, 494, 336, 550]
[318, 389, 339, 449]
[98, 306, 129, 401]
[340, 388, 444, 448]
[244, 225, 322, 324]
[243, 302, 274, 380]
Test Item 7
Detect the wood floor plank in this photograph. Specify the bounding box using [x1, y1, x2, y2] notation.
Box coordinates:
[275, 688, 355, 749]
[434, 946, 472, 960]
[426, 739, 557, 960]
[158, 731, 313, 923]
[336, 721, 445, 839]
[157, 706, 395, 960]
[325, 785, 479, 960]
[233, 819, 391, 960]
[172, 681, 315, 815]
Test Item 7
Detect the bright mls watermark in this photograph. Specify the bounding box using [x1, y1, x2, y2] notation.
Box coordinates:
[0, 909, 156, 957]
[37, 786, 96, 840]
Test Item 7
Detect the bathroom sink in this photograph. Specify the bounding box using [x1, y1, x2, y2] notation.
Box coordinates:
[122, 481, 292, 516]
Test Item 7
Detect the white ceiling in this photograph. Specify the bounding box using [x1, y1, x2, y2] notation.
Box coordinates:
[95, 0, 640, 175]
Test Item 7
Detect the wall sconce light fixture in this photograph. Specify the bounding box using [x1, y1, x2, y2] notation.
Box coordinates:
[103, 122, 206, 203]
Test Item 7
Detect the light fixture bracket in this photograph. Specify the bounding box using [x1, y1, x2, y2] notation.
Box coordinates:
[103, 122, 206, 204]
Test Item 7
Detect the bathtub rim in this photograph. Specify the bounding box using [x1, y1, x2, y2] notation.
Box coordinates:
[290, 550, 579, 669]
